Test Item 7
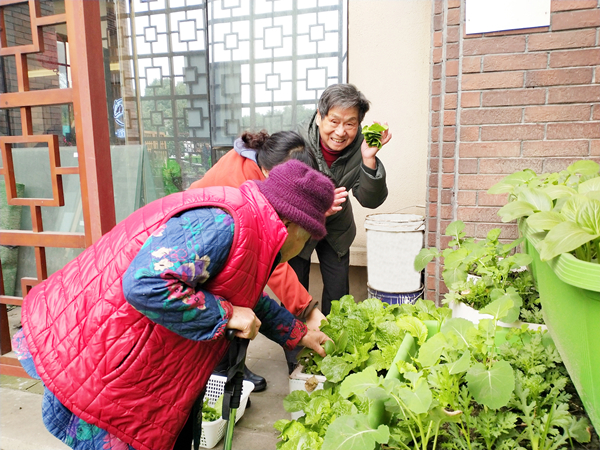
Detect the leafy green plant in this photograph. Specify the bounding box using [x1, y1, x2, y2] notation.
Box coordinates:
[362, 122, 389, 149]
[297, 296, 451, 383]
[414, 220, 542, 324]
[201, 395, 223, 422]
[277, 299, 593, 450]
[488, 160, 600, 263]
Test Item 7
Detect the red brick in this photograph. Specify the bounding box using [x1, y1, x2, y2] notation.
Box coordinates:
[482, 89, 546, 106]
[433, 48, 443, 63]
[431, 126, 440, 143]
[591, 140, 599, 156]
[474, 223, 518, 240]
[443, 143, 457, 157]
[432, 63, 442, 80]
[433, 13, 443, 31]
[547, 123, 600, 139]
[443, 158, 455, 173]
[447, 8, 460, 25]
[528, 29, 596, 51]
[433, 31, 443, 47]
[427, 232, 437, 247]
[432, 112, 440, 127]
[457, 207, 502, 222]
[444, 110, 457, 126]
[430, 143, 440, 157]
[551, 0, 598, 12]
[443, 127, 456, 142]
[483, 53, 547, 72]
[447, 25, 460, 43]
[434, 0, 443, 15]
[460, 126, 480, 141]
[429, 158, 439, 173]
[550, 49, 600, 68]
[441, 189, 453, 204]
[448, 0, 461, 9]
[544, 158, 598, 173]
[525, 68, 593, 87]
[429, 174, 439, 188]
[459, 159, 478, 174]
[461, 91, 481, 108]
[444, 93, 458, 109]
[593, 104, 600, 121]
[432, 96, 441, 111]
[446, 77, 458, 93]
[548, 85, 600, 103]
[441, 205, 453, 220]
[523, 140, 590, 157]
[442, 174, 455, 188]
[458, 191, 477, 205]
[461, 107, 522, 125]
[460, 141, 521, 157]
[432, 80, 442, 95]
[552, 9, 600, 31]
[458, 175, 506, 191]
[427, 217, 437, 233]
[481, 124, 545, 141]
[447, 43, 460, 60]
[462, 56, 481, 73]
[524, 105, 591, 122]
[462, 72, 524, 90]
[463, 36, 526, 56]
[446, 60, 459, 77]
[479, 158, 544, 174]
[478, 192, 509, 207]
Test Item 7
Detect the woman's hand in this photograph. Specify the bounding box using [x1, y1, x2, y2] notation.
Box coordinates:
[325, 187, 348, 217]
[305, 308, 327, 331]
[226, 306, 262, 340]
[299, 330, 331, 357]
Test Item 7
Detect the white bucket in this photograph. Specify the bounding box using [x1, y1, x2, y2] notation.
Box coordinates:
[364, 213, 425, 293]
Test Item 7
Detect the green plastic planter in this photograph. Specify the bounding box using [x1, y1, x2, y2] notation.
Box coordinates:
[521, 221, 600, 432]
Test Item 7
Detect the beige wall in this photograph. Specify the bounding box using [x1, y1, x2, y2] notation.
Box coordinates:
[346, 0, 432, 268]
[305, 1, 432, 301]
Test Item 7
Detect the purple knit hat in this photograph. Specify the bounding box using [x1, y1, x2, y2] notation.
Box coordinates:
[255, 159, 334, 240]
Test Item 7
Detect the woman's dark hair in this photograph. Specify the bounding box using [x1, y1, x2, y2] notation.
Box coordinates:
[240, 130, 318, 171]
[318, 83, 370, 123]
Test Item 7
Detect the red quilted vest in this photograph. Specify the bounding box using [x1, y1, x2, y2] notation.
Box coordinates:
[21, 182, 287, 450]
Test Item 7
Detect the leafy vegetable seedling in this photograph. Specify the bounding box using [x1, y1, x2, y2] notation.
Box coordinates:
[362, 123, 388, 149]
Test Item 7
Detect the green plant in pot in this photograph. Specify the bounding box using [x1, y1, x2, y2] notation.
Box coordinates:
[414, 220, 542, 324]
[488, 159, 600, 434]
[488, 159, 600, 263]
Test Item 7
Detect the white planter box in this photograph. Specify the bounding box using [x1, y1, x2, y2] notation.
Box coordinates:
[288, 365, 327, 420]
[449, 300, 547, 332]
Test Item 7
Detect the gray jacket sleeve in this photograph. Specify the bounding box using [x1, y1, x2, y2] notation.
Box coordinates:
[352, 158, 388, 208]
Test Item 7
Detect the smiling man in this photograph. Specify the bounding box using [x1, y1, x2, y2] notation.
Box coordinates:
[291, 83, 392, 321]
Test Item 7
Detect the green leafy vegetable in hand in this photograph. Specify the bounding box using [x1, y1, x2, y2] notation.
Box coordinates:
[361, 122, 388, 149]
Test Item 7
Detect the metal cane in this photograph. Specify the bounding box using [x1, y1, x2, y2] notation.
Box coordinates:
[222, 329, 250, 450]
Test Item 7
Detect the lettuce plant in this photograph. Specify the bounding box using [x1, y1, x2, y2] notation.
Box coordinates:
[414, 220, 542, 324]
[488, 160, 600, 263]
[276, 299, 593, 450]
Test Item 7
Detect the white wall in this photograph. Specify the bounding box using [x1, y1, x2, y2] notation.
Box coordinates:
[346, 0, 432, 266]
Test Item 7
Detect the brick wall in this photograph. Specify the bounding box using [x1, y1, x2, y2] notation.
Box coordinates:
[426, 0, 600, 302]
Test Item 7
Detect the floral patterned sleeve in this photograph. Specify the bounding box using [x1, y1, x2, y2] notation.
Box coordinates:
[122, 207, 235, 341]
[254, 293, 307, 350]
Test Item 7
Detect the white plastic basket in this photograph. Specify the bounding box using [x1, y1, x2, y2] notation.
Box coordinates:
[200, 374, 254, 449]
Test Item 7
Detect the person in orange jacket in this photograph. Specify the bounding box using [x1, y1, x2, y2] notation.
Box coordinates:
[189, 130, 347, 387]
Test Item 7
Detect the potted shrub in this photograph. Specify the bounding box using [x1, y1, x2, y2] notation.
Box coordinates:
[277, 299, 594, 450]
[488, 159, 600, 433]
[413, 220, 544, 328]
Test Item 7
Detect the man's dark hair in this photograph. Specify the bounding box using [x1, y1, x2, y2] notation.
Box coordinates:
[318, 84, 371, 123]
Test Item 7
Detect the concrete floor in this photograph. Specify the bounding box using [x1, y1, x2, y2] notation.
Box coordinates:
[0, 332, 292, 450]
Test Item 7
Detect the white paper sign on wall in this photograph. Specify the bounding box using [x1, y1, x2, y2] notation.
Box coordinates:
[465, 0, 551, 35]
